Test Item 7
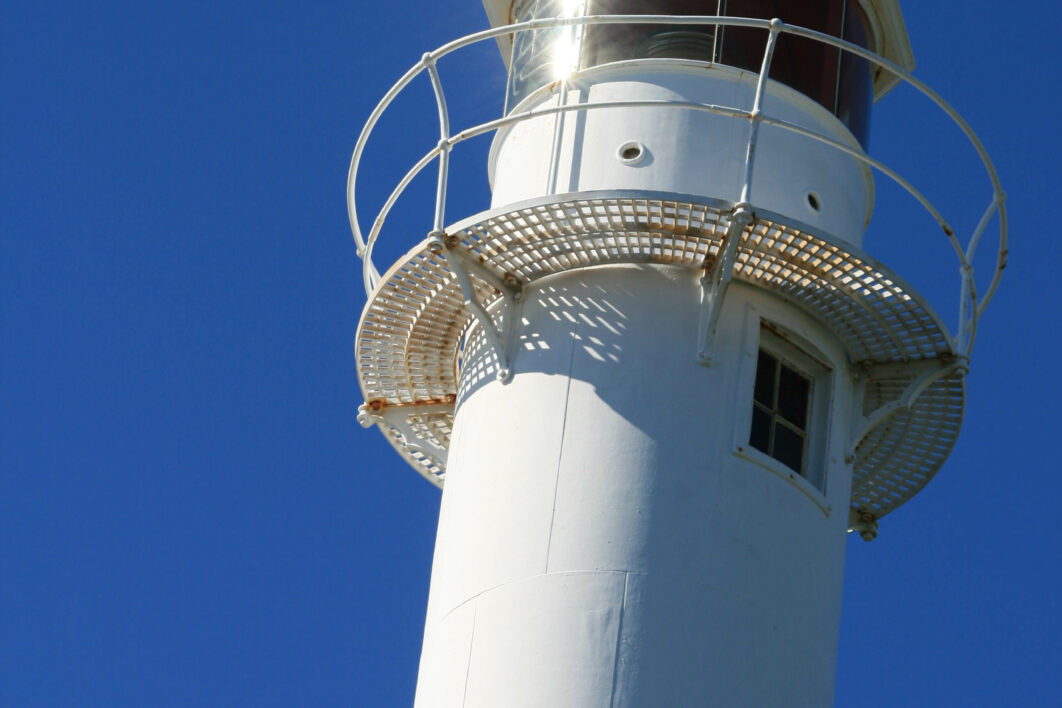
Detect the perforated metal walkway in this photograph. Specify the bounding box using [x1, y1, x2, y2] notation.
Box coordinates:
[356, 191, 964, 520]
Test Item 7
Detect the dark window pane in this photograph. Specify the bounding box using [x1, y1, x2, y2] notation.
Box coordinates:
[507, 0, 580, 108]
[750, 405, 771, 455]
[583, 0, 722, 67]
[837, 2, 873, 147]
[641, 29, 718, 60]
[772, 423, 805, 473]
[777, 363, 809, 429]
[719, 0, 854, 135]
[507, 0, 872, 146]
[754, 350, 776, 406]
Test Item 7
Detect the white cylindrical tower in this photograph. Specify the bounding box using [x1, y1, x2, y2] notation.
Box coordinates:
[419, 270, 854, 706]
[350, 3, 1006, 706]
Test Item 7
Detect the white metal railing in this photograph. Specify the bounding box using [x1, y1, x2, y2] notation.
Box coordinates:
[347, 15, 1007, 360]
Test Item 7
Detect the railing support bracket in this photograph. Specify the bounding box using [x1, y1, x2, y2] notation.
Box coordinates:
[698, 203, 753, 365]
[439, 238, 523, 382]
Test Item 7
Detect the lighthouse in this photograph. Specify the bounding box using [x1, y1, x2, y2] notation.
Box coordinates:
[350, 2, 1007, 706]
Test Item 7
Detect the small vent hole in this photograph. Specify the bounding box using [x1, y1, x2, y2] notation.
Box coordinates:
[806, 191, 821, 213]
[617, 141, 646, 164]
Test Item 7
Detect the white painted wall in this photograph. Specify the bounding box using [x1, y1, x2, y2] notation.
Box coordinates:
[414, 269, 856, 707]
[489, 61, 874, 246]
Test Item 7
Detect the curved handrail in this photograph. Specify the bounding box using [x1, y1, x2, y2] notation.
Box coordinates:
[348, 15, 1007, 360]
[359, 97, 955, 299]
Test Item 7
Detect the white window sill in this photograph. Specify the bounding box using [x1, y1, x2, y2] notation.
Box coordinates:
[733, 445, 831, 516]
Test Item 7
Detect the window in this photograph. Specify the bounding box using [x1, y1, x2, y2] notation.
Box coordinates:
[741, 321, 832, 495]
[505, 0, 874, 146]
[750, 349, 811, 475]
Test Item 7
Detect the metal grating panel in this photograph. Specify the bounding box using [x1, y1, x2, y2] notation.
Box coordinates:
[355, 191, 964, 516]
[852, 373, 964, 515]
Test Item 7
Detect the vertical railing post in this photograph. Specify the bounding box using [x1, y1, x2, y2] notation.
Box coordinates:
[958, 194, 1005, 355]
[425, 53, 452, 234]
[738, 17, 783, 208]
[956, 264, 974, 355]
[698, 18, 783, 365]
[546, 79, 569, 196]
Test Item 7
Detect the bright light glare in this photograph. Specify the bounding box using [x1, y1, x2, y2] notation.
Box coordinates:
[552, 0, 586, 80]
[552, 38, 580, 78]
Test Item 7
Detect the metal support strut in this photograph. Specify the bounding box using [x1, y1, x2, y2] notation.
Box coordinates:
[357, 399, 455, 474]
[846, 356, 967, 463]
[848, 508, 879, 542]
[698, 203, 753, 365]
[429, 231, 523, 383]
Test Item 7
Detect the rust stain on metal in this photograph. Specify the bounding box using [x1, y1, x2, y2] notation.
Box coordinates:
[761, 319, 795, 345]
[365, 394, 456, 412]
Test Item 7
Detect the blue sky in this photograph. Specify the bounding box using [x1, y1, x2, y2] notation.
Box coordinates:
[3, 1, 1060, 705]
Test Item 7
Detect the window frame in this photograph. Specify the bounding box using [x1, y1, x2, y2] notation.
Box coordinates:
[733, 313, 833, 509]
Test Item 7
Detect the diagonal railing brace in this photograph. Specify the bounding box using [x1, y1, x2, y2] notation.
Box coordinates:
[430, 232, 523, 382]
[697, 205, 753, 365]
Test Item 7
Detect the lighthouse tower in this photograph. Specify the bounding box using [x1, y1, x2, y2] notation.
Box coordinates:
[350, 2, 1007, 706]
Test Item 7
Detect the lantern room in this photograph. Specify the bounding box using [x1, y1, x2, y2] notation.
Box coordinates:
[497, 0, 911, 146]
[480, 1, 915, 247]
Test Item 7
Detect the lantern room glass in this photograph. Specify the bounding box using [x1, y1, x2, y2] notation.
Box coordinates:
[506, 0, 874, 147]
